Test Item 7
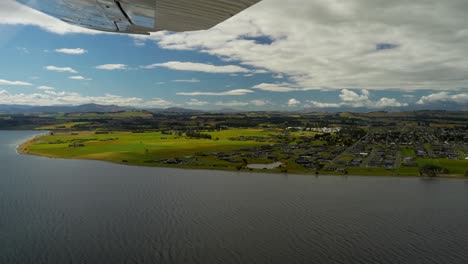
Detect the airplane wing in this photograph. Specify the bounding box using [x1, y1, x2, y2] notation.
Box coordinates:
[16, 0, 261, 35]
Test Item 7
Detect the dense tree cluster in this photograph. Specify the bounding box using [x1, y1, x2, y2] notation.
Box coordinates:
[419, 164, 449, 177]
[186, 132, 212, 140]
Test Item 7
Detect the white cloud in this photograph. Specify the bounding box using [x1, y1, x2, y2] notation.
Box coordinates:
[146, 98, 172, 107]
[417, 92, 449, 104]
[0, 89, 172, 107]
[452, 93, 468, 102]
[142, 0, 468, 91]
[306, 101, 342, 108]
[215, 101, 249, 107]
[173, 78, 200, 83]
[0, 79, 32, 86]
[287, 98, 301, 106]
[339, 89, 370, 102]
[252, 83, 299, 92]
[306, 89, 407, 108]
[338, 89, 408, 108]
[186, 99, 209, 106]
[250, 99, 270, 106]
[95, 64, 128, 70]
[5, 0, 468, 93]
[45, 66, 78, 74]
[54, 48, 87, 55]
[417, 92, 468, 104]
[254, 69, 269, 74]
[186, 99, 270, 108]
[176, 89, 253, 96]
[273, 74, 284, 79]
[36, 86, 54, 90]
[143, 61, 250, 73]
[133, 38, 146, 47]
[375, 98, 408, 107]
[69, 76, 92, 81]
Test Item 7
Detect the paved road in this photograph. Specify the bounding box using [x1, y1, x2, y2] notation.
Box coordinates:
[329, 133, 369, 167]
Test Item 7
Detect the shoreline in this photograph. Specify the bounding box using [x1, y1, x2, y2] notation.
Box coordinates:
[16, 131, 49, 155]
[17, 135, 467, 179]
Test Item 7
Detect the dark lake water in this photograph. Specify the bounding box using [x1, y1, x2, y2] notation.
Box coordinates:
[1, 131, 468, 264]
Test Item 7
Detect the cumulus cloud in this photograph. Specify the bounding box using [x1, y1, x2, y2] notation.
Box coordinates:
[375, 98, 407, 107]
[142, 0, 468, 91]
[176, 89, 253, 96]
[143, 61, 250, 73]
[45, 66, 78, 73]
[306, 89, 407, 109]
[0, 79, 32, 86]
[69, 76, 92, 81]
[339, 89, 408, 108]
[287, 98, 301, 106]
[417, 92, 468, 104]
[339, 89, 370, 102]
[95, 64, 128, 70]
[54, 48, 87, 55]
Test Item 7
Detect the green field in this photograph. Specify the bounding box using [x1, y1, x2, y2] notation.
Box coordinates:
[400, 147, 416, 158]
[23, 129, 275, 170]
[65, 111, 153, 119]
[417, 158, 468, 175]
[37, 122, 91, 130]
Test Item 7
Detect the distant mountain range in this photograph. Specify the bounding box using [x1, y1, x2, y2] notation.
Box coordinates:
[0, 102, 466, 114]
[0, 104, 209, 114]
[0, 103, 129, 113]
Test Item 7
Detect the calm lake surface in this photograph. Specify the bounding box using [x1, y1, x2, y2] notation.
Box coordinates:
[1, 131, 468, 264]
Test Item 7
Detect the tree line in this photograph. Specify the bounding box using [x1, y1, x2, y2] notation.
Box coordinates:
[186, 132, 212, 139]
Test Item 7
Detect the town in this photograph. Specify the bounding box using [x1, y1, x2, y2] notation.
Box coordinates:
[151, 126, 467, 177]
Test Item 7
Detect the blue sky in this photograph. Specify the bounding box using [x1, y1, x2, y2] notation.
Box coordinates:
[0, 0, 467, 110]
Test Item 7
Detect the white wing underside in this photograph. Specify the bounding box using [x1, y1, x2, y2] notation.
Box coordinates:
[16, 0, 261, 35]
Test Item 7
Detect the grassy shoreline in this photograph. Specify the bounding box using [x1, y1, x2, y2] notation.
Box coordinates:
[18, 131, 467, 179]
